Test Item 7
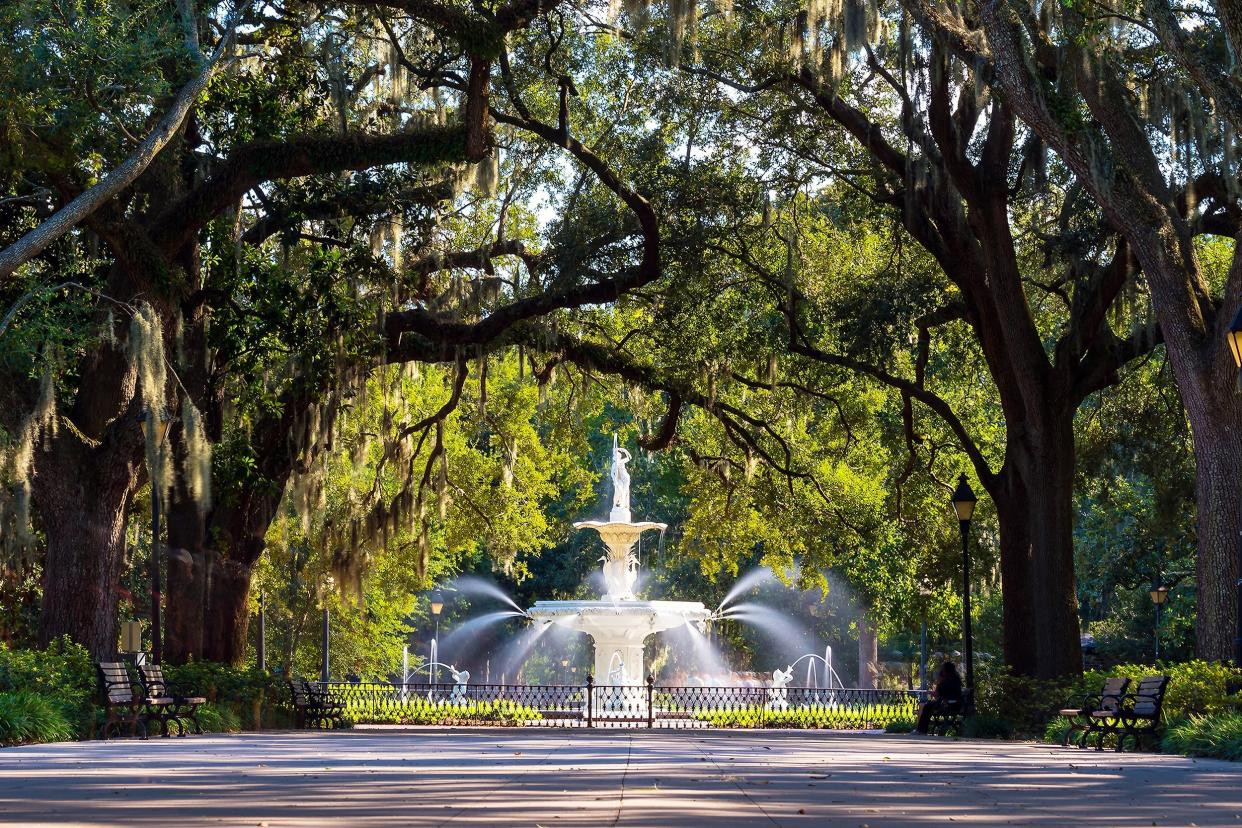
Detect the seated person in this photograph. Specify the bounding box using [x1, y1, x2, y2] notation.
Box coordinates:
[916, 662, 963, 734]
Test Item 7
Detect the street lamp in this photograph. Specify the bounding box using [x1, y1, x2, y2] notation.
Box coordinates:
[430, 590, 444, 686]
[1150, 585, 1170, 661]
[950, 473, 977, 713]
[257, 591, 266, 672]
[1226, 305, 1242, 667]
[140, 408, 172, 664]
[320, 577, 333, 684]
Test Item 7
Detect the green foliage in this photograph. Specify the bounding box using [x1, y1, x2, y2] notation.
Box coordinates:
[342, 697, 542, 726]
[884, 717, 916, 734]
[163, 662, 285, 730]
[1073, 661, 1242, 721]
[962, 714, 1014, 740]
[0, 638, 94, 737]
[973, 659, 1242, 740]
[1162, 714, 1242, 762]
[972, 662, 1074, 738]
[0, 691, 74, 745]
[691, 702, 916, 730]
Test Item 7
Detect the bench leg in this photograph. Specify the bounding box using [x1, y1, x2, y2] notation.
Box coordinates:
[1063, 720, 1083, 749]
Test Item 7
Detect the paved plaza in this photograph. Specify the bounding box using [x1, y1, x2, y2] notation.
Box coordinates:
[0, 728, 1239, 826]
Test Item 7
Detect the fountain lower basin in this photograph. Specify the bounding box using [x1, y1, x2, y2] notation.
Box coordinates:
[528, 600, 712, 686]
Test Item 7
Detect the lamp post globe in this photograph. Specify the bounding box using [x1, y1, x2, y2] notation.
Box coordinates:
[1150, 585, 1170, 661]
[430, 590, 444, 686]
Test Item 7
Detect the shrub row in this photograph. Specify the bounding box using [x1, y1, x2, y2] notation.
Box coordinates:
[0, 640, 288, 744]
[342, 698, 542, 726]
[691, 702, 917, 730]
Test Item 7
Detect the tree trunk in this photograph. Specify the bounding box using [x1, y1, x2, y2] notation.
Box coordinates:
[1178, 364, 1242, 660]
[991, 404, 1083, 679]
[165, 543, 254, 665]
[165, 475, 276, 665]
[34, 427, 143, 658]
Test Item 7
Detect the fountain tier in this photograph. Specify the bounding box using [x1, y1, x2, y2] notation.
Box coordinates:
[528, 600, 712, 686]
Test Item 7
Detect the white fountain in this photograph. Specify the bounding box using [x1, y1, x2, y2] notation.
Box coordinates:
[527, 435, 712, 694]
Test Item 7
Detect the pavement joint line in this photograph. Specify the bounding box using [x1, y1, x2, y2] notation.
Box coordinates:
[609, 732, 634, 828]
[692, 734, 782, 827]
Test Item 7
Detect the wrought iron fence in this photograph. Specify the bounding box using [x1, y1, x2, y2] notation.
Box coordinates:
[312, 678, 925, 730]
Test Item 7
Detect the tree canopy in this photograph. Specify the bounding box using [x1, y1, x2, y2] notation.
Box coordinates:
[0, 0, 1226, 680]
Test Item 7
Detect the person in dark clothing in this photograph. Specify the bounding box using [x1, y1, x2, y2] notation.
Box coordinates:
[916, 662, 964, 734]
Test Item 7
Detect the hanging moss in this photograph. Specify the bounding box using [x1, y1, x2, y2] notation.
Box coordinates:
[130, 303, 173, 501]
[180, 397, 212, 513]
[0, 370, 56, 554]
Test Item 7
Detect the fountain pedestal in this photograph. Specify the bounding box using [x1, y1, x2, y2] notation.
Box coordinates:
[529, 599, 712, 714]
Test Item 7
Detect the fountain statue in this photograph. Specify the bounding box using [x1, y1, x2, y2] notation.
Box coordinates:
[449, 666, 470, 703]
[767, 665, 793, 711]
[610, 435, 632, 521]
[527, 434, 712, 706]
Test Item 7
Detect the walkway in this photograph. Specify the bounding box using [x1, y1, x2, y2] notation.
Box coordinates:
[1, 728, 1239, 826]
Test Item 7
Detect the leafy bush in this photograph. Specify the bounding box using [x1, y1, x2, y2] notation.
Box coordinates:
[884, 717, 916, 734]
[1162, 713, 1242, 761]
[343, 697, 541, 726]
[971, 662, 1073, 738]
[163, 662, 286, 730]
[0, 691, 74, 745]
[962, 713, 1013, 740]
[1043, 718, 1073, 745]
[0, 638, 95, 739]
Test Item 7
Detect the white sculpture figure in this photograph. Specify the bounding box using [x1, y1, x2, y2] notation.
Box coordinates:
[767, 665, 793, 711]
[608, 656, 628, 686]
[449, 666, 470, 702]
[606, 654, 630, 712]
[601, 551, 639, 601]
[610, 434, 632, 521]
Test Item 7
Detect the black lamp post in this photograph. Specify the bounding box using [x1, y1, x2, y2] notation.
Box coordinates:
[1150, 585, 1170, 661]
[950, 473, 977, 713]
[140, 409, 171, 664]
[257, 591, 266, 672]
[1226, 306, 1242, 667]
[430, 590, 444, 686]
[320, 578, 332, 684]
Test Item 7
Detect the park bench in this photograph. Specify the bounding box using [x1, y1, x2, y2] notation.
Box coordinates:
[1092, 675, 1170, 752]
[1058, 676, 1129, 748]
[97, 661, 170, 740]
[137, 664, 206, 737]
[289, 678, 345, 729]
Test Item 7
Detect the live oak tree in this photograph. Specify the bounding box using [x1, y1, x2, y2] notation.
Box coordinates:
[1, 0, 536, 658]
[898, 0, 1242, 660]
[562, 0, 1154, 677]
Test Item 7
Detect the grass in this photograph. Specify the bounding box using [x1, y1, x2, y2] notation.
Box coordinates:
[1162, 713, 1242, 761]
[0, 691, 74, 746]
